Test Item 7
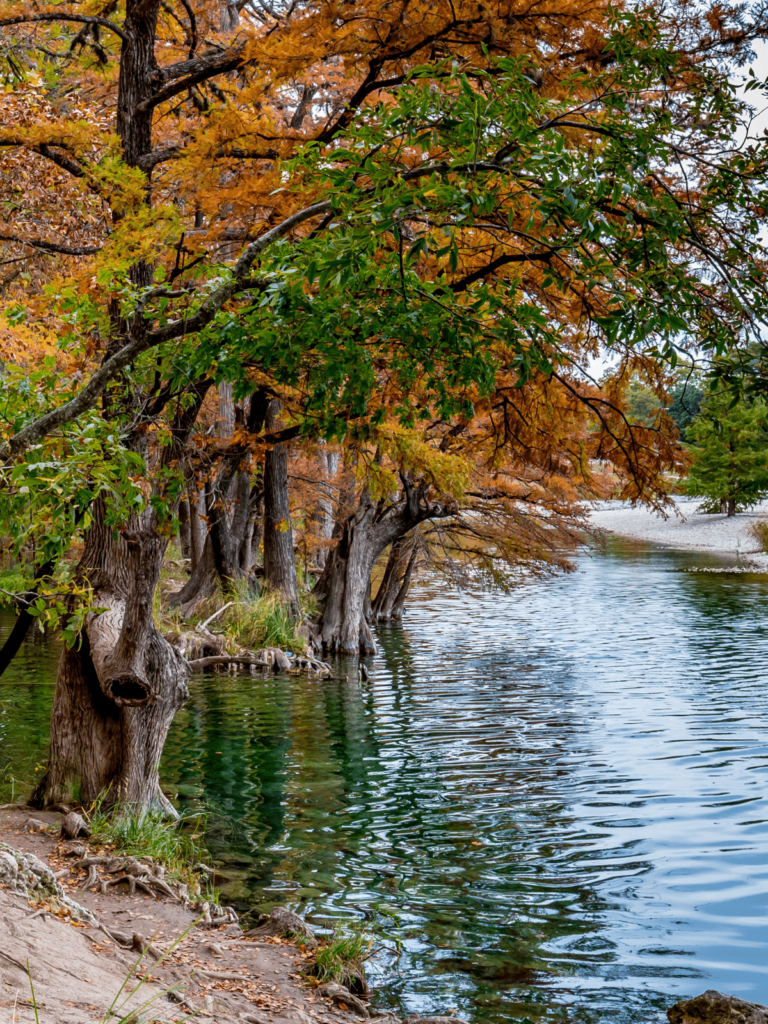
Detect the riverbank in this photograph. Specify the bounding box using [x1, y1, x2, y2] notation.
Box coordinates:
[588, 497, 768, 565]
[0, 806, 380, 1024]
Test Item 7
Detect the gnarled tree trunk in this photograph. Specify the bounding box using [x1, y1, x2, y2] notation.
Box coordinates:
[315, 483, 448, 655]
[31, 501, 189, 813]
[372, 534, 418, 621]
[178, 497, 192, 561]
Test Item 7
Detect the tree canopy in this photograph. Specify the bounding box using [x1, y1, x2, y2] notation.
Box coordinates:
[2, 0, 768, 808]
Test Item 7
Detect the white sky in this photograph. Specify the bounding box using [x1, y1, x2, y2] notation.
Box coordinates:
[585, 39, 768, 383]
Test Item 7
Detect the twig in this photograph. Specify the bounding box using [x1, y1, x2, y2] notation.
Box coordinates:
[198, 601, 233, 631]
[0, 949, 27, 972]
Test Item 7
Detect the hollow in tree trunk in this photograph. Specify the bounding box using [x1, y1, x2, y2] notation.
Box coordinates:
[31, 500, 189, 813]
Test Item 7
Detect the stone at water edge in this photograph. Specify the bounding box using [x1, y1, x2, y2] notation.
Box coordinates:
[245, 906, 318, 948]
[668, 991, 768, 1024]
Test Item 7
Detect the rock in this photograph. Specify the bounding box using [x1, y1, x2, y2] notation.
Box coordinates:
[0, 850, 18, 885]
[61, 811, 91, 839]
[318, 982, 369, 1018]
[245, 906, 317, 948]
[0, 842, 96, 924]
[23, 817, 49, 833]
[668, 991, 768, 1024]
[221, 923, 244, 938]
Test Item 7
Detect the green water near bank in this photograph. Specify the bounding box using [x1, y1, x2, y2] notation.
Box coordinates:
[3, 539, 768, 1023]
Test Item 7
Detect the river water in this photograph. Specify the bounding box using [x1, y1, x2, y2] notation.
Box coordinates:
[2, 538, 768, 1023]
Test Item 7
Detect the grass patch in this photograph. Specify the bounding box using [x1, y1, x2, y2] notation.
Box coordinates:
[304, 925, 371, 990]
[751, 520, 768, 553]
[220, 586, 306, 652]
[88, 802, 219, 903]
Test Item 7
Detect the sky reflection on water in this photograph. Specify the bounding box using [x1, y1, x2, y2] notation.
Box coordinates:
[3, 538, 768, 1023]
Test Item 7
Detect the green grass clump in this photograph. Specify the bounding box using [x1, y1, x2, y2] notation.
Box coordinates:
[88, 803, 218, 902]
[305, 925, 371, 990]
[751, 520, 768, 553]
[221, 586, 306, 652]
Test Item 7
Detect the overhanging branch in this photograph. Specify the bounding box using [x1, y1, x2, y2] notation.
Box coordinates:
[0, 12, 127, 41]
[0, 234, 101, 256]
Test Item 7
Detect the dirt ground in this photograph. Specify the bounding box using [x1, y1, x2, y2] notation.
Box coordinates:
[0, 807, 371, 1024]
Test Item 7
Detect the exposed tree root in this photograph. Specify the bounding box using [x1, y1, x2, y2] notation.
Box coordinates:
[60, 854, 181, 901]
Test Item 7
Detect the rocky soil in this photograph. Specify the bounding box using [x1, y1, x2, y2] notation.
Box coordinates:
[0, 807, 447, 1024]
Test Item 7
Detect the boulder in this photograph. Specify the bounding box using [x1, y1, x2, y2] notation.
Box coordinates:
[668, 991, 768, 1024]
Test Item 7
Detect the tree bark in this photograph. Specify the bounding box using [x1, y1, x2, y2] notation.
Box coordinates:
[727, 497, 736, 516]
[188, 477, 206, 571]
[178, 497, 192, 561]
[263, 401, 299, 612]
[31, 501, 189, 813]
[315, 484, 447, 655]
[371, 535, 417, 621]
[168, 533, 217, 614]
[314, 448, 339, 570]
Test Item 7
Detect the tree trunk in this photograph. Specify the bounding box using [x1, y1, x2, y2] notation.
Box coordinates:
[315, 482, 449, 655]
[390, 546, 417, 621]
[727, 497, 736, 516]
[188, 478, 206, 571]
[209, 468, 252, 592]
[372, 535, 418, 621]
[314, 448, 339, 569]
[263, 401, 299, 612]
[178, 497, 192, 561]
[168, 534, 217, 614]
[31, 501, 189, 813]
[249, 493, 265, 568]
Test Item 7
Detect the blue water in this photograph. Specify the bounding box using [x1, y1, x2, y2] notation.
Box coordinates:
[3, 537, 768, 1022]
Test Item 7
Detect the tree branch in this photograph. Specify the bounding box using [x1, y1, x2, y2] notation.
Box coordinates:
[0, 12, 127, 41]
[449, 251, 554, 293]
[140, 46, 245, 111]
[0, 234, 100, 256]
[0, 202, 330, 458]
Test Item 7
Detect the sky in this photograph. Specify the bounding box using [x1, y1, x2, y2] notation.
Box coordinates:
[584, 37, 768, 383]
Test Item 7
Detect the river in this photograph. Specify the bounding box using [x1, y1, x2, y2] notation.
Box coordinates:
[2, 537, 768, 1023]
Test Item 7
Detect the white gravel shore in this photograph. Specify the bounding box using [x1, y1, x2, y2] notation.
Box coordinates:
[588, 498, 768, 565]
